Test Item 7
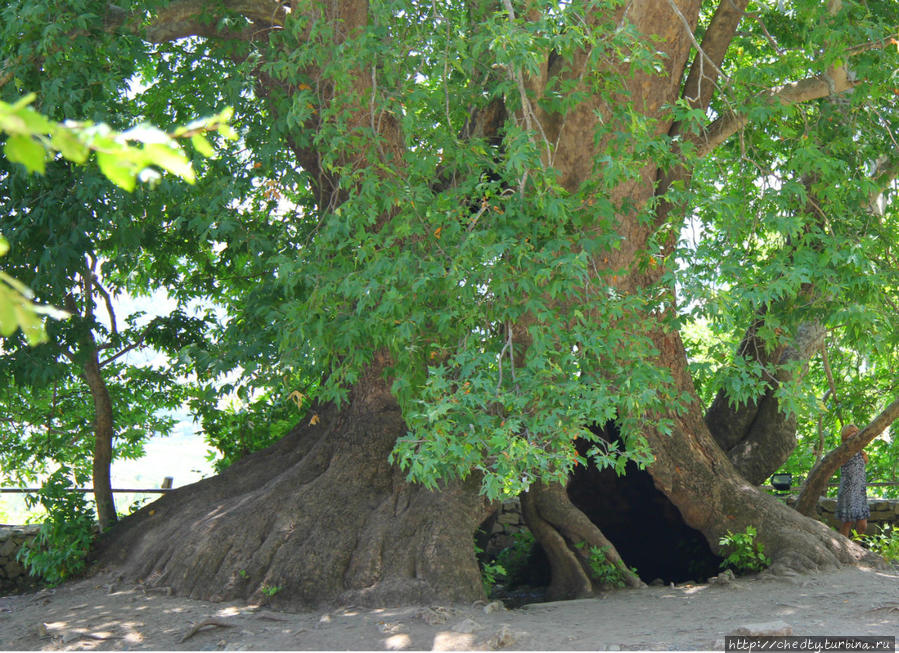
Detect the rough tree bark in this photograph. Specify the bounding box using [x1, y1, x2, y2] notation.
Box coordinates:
[88, 0, 889, 607]
[93, 358, 493, 607]
[521, 482, 644, 601]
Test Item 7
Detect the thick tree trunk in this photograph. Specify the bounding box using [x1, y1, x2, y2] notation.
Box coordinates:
[86, 0, 890, 610]
[91, 362, 493, 608]
[705, 319, 825, 485]
[644, 326, 884, 573]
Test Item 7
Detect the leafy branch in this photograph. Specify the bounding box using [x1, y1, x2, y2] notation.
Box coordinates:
[0, 94, 233, 344]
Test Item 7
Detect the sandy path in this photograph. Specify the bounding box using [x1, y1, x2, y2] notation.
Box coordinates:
[0, 565, 896, 650]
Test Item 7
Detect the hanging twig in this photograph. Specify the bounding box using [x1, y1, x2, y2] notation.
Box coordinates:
[820, 340, 840, 423]
[500, 0, 552, 188]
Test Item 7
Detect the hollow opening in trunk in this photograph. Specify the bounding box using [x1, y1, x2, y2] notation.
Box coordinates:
[567, 425, 723, 584]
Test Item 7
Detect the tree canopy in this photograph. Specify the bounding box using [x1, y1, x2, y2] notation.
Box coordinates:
[0, 0, 898, 599]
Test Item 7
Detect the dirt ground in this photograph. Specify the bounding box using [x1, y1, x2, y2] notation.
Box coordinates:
[0, 564, 897, 651]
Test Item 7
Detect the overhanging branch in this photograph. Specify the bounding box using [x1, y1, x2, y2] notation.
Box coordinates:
[693, 73, 857, 159]
[106, 0, 287, 43]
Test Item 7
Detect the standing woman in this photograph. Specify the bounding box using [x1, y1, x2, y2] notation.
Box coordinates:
[835, 424, 870, 537]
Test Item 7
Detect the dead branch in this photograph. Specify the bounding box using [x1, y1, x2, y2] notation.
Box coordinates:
[179, 618, 235, 643]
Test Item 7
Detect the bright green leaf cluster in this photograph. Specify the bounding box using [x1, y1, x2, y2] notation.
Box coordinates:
[0, 94, 234, 190]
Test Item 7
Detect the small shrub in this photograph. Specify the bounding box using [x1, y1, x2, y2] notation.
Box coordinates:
[858, 524, 899, 562]
[18, 470, 96, 585]
[576, 542, 636, 588]
[260, 584, 282, 597]
[494, 531, 535, 582]
[718, 525, 771, 574]
[479, 559, 507, 594]
[474, 540, 507, 594]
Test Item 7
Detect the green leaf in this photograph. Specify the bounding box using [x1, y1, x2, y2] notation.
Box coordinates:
[4, 133, 46, 174]
[17, 106, 54, 134]
[191, 133, 215, 158]
[143, 143, 195, 183]
[96, 151, 137, 191]
[51, 126, 89, 164]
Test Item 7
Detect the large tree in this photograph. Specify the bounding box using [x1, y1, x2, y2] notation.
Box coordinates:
[6, 0, 898, 606]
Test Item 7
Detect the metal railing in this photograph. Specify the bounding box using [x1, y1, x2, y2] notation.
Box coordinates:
[0, 476, 175, 494]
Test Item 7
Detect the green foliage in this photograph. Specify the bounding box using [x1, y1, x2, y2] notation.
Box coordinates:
[677, 0, 899, 497]
[0, 234, 68, 345]
[857, 525, 899, 562]
[494, 531, 536, 585]
[474, 539, 507, 594]
[0, 5, 243, 505]
[260, 584, 282, 597]
[479, 559, 507, 595]
[718, 526, 771, 574]
[0, 93, 234, 188]
[17, 469, 96, 585]
[575, 541, 635, 589]
[1, 0, 898, 525]
[191, 382, 308, 472]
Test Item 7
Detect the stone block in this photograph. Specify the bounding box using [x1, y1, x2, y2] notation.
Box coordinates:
[818, 498, 837, 512]
[0, 538, 19, 558]
[500, 498, 520, 512]
[6, 562, 23, 580]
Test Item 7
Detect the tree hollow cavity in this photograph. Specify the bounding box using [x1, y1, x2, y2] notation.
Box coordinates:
[566, 426, 723, 585]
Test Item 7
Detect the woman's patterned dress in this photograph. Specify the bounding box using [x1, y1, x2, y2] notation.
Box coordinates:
[835, 452, 869, 522]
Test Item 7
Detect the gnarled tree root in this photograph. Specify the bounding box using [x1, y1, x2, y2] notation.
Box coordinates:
[521, 482, 644, 601]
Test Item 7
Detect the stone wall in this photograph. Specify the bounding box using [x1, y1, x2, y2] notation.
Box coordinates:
[815, 497, 899, 534]
[483, 498, 526, 555]
[0, 525, 42, 594]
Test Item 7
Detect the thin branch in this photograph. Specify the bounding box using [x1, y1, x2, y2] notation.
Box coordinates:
[666, 0, 733, 106]
[814, 388, 832, 464]
[500, 0, 552, 182]
[820, 341, 839, 413]
[89, 275, 119, 336]
[98, 334, 147, 369]
[691, 27, 896, 158]
[742, 7, 785, 55]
